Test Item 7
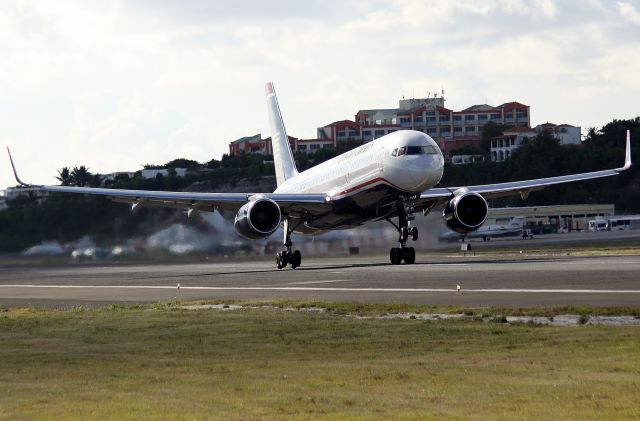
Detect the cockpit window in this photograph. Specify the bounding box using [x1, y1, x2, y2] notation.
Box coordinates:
[392, 145, 439, 157]
[422, 145, 437, 154]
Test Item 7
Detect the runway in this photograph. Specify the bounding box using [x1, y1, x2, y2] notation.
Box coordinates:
[1, 254, 640, 308]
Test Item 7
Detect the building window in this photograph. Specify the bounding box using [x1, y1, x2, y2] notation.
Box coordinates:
[478, 114, 488, 121]
[348, 129, 358, 137]
[510, 138, 515, 146]
[441, 126, 451, 133]
[426, 111, 435, 116]
[453, 115, 462, 121]
[454, 126, 463, 133]
[465, 115, 475, 121]
[415, 117, 423, 123]
[400, 117, 411, 123]
[426, 117, 436, 123]
[310, 144, 320, 150]
[427, 127, 437, 134]
[323, 144, 332, 149]
[298, 145, 307, 151]
[491, 113, 501, 120]
[439, 116, 450, 123]
[337, 129, 346, 138]
[465, 126, 476, 133]
[374, 130, 385, 137]
[362, 130, 371, 136]
[498, 150, 504, 161]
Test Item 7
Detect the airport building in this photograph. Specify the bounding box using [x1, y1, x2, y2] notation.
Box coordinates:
[486, 204, 615, 232]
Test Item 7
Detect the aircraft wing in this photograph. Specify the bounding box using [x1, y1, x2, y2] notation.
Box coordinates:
[417, 130, 632, 210]
[6, 149, 330, 216]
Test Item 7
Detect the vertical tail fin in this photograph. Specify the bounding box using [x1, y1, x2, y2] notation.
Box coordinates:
[265, 82, 298, 186]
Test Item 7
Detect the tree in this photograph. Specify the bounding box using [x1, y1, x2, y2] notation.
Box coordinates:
[70, 166, 94, 187]
[56, 167, 72, 186]
[165, 158, 200, 169]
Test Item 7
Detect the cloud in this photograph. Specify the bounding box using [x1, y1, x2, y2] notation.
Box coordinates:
[0, 0, 639, 190]
[617, 1, 640, 24]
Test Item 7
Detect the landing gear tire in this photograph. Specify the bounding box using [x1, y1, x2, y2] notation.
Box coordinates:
[410, 227, 418, 241]
[291, 250, 302, 269]
[276, 252, 284, 269]
[390, 248, 402, 265]
[276, 250, 302, 270]
[403, 247, 416, 264]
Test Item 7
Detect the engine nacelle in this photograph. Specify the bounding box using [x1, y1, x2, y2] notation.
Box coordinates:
[234, 197, 282, 240]
[442, 190, 488, 234]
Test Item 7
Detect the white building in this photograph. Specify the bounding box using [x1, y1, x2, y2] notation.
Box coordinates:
[490, 123, 582, 161]
[490, 126, 537, 162]
[141, 168, 188, 179]
[535, 123, 581, 145]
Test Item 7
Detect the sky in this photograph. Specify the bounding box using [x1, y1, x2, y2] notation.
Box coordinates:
[1, 0, 640, 190]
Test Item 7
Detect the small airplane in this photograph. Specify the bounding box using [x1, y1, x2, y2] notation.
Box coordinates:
[439, 216, 526, 242]
[7, 83, 633, 269]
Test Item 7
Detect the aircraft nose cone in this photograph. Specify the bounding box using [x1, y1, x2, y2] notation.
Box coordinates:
[409, 155, 443, 191]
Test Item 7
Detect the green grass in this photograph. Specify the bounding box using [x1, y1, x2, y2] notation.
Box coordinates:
[1, 304, 639, 420]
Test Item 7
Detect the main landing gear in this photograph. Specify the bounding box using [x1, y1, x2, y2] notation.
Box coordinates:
[276, 218, 302, 269]
[386, 199, 419, 265]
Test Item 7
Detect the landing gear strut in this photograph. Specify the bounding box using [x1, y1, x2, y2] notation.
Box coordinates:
[276, 218, 302, 270]
[386, 198, 418, 265]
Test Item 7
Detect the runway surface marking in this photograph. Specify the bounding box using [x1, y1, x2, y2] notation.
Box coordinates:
[286, 279, 356, 285]
[2, 285, 640, 294]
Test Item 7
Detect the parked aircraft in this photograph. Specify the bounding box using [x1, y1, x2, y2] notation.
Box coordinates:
[7, 83, 632, 269]
[439, 216, 526, 242]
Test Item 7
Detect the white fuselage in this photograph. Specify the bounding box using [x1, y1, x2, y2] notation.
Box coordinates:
[274, 130, 445, 233]
[275, 130, 444, 197]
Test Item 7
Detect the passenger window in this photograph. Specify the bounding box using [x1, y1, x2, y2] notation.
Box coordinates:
[391, 148, 397, 157]
[397, 147, 406, 156]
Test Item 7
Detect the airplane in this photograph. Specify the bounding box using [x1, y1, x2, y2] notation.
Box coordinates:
[7, 82, 633, 269]
[439, 216, 526, 242]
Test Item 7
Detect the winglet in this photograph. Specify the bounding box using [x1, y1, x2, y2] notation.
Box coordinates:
[7, 147, 30, 187]
[621, 129, 632, 171]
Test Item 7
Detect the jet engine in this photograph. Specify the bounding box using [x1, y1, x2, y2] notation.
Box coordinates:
[234, 197, 282, 240]
[442, 190, 488, 234]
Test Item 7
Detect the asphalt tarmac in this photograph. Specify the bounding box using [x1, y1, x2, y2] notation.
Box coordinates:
[1, 253, 640, 308]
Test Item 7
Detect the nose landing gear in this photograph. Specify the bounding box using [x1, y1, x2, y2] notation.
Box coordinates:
[386, 199, 418, 265]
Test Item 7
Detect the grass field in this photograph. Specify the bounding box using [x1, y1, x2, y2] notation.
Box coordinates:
[1, 302, 639, 420]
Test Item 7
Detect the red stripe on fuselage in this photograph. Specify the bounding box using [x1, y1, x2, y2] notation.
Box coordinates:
[331, 177, 412, 199]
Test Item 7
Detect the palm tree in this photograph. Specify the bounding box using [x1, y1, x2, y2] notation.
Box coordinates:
[56, 167, 72, 186]
[70, 166, 93, 187]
